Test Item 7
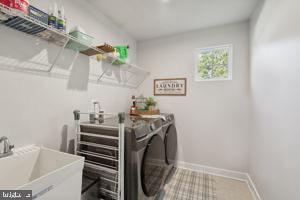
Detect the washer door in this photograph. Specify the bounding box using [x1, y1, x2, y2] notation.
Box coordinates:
[165, 124, 178, 165]
[141, 135, 167, 197]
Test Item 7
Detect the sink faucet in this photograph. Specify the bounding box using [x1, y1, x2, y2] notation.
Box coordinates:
[0, 136, 14, 158]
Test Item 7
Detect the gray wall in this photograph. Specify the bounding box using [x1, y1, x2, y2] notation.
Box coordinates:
[138, 22, 250, 172]
[0, 0, 136, 151]
[250, 0, 300, 199]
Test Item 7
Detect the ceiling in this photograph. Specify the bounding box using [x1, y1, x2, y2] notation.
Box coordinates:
[89, 0, 259, 41]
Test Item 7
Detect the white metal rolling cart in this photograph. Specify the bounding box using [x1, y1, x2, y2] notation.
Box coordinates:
[73, 111, 125, 200]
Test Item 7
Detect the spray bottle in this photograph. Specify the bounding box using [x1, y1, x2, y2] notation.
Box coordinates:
[48, 3, 58, 28]
[57, 6, 66, 32]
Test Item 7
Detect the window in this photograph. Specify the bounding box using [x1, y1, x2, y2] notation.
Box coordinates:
[194, 44, 233, 81]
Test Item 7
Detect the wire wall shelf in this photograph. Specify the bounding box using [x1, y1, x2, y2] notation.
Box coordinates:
[0, 3, 150, 88]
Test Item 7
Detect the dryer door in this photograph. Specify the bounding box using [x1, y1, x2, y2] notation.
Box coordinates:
[165, 124, 178, 165]
[141, 135, 167, 197]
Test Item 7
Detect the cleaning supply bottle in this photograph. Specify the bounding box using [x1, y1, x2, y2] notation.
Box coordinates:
[130, 95, 137, 115]
[48, 3, 58, 28]
[62, 6, 67, 32]
[57, 5, 65, 32]
[48, 5, 55, 28]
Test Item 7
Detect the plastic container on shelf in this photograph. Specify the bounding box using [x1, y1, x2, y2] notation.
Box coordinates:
[0, 0, 30, 15]
[28, 5, 48, 25]
[66, 27, 94, 51]
[0, 1, 13, 23]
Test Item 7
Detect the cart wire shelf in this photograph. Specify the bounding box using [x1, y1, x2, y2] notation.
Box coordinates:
[74, 111, 125, 200]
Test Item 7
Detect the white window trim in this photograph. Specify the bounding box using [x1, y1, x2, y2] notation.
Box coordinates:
[194, 44, 233, 82]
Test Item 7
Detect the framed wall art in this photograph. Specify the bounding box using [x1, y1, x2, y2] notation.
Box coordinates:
[154, 78, 187, 96]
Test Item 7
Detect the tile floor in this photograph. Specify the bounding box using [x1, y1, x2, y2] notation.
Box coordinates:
[161, 168, 254, 200]
[162, 168, 216, 200]
[214, 175, 254, 200]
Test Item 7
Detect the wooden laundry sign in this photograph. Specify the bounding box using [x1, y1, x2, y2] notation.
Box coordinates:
[154, 78, 187, 96]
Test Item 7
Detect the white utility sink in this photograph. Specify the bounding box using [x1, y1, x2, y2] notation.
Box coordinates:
[0, 145, 84, 200]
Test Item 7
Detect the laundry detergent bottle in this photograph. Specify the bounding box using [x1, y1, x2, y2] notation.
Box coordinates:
[48, 3, 58, 28]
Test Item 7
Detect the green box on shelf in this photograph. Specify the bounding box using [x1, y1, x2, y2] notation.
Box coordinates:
[112, 45, 129, 65]
[66, 30, 94, 52]
[115, 45, 129, 60]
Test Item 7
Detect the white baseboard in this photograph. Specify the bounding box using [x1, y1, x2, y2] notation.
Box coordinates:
[176, 161, 261, 200]
[176, 161, 248, 181]
[246, 174, 262, 200]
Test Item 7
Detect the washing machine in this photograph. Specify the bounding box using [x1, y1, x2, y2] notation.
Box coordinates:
[161, 114, 178, 179]
[79, 115, 168, 200]
[124, 116, 168, 200]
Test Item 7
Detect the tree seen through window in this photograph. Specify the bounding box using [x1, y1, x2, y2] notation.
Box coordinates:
[195, 45, 232, 81]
